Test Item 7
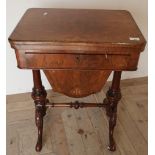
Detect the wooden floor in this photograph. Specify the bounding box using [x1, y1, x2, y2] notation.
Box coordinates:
[6, 77, 148, 155]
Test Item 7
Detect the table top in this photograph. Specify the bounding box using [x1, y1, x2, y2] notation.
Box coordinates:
[9, 8, 146, 52]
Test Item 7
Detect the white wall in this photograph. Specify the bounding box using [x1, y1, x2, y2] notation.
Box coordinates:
[6, 0, 148, 95]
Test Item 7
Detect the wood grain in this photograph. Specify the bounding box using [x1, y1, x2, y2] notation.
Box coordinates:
[44, 70, 111, 97]
[9, 8, 146, 52]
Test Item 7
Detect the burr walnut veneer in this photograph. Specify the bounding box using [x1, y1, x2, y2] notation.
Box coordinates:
[9, 8, 146, 152]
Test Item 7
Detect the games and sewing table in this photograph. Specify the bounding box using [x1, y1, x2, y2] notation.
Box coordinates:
[9, 8, 146, 152]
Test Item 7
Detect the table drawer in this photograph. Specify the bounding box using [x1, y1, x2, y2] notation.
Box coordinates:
[17, 52, 139, 70]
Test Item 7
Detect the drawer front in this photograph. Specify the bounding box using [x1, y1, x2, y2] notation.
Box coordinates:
[17, 52, 138, 70]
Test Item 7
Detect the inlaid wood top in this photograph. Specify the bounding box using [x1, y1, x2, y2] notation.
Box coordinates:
[9, 8, 146, 52]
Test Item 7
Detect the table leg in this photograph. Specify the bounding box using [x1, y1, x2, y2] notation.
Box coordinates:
[31, 70, 47, 152]
[104, 71, 122, 151]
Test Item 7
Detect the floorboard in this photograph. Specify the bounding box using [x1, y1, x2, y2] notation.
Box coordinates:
[6, 77, 148, 155]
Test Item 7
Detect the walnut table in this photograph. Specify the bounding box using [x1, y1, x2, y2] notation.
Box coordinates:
[9, 8, 146, 152]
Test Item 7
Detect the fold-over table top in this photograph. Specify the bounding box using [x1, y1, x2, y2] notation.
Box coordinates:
[9, 8, 146, 52]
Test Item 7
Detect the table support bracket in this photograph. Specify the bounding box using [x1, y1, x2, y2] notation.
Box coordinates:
[36, 100, 108, 109]
[32, 70, 122, 153]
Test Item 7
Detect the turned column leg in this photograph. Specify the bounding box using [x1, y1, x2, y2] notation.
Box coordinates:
[31, 70, 47, 152]
[104, 71, 122, 151]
